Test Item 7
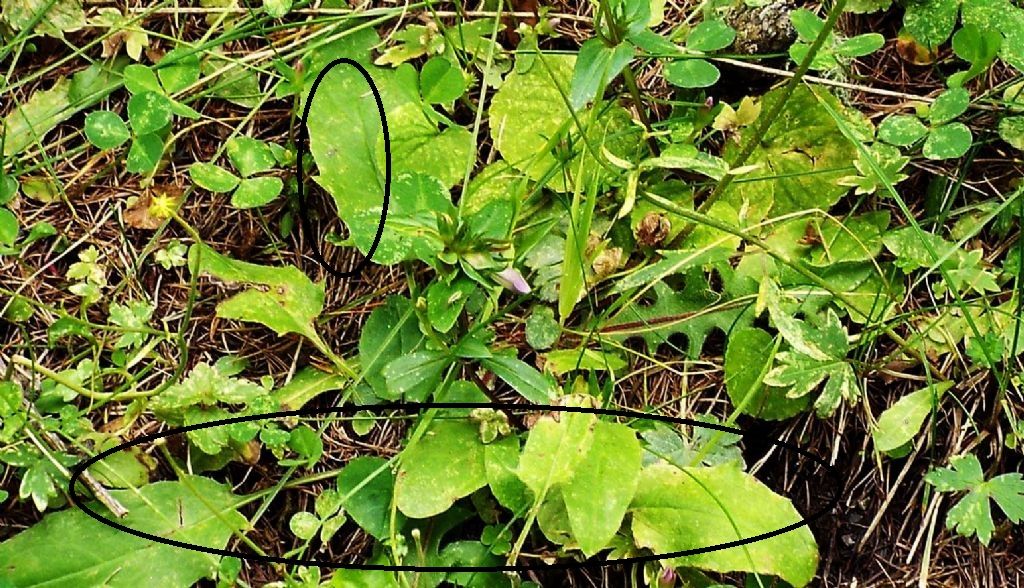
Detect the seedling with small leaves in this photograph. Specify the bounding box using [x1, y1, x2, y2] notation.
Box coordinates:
[664, 20, 736, 89]
[788, 9, 884, 71]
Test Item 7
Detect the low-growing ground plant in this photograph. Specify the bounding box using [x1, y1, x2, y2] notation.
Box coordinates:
[0, 0, 1022, 586]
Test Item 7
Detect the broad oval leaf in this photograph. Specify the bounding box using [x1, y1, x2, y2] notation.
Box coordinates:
[630, 463, 819, 587]
[394, 420, 487, 518]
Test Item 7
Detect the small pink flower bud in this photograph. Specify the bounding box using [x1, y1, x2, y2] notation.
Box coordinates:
[494, 267, 531, 294]
[657, 567, 677, 588]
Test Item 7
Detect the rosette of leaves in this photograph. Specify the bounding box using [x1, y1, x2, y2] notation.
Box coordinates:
[788, 8, 884, 70]
[877, 88, 974, 160]
[304, 29, 474, 262]
[189, 136, 288, 208]
[389, 399, 819, 586]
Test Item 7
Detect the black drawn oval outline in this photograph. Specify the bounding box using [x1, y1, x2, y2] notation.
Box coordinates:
[69, 403, 839, 572]
[296, 58, 390, 279]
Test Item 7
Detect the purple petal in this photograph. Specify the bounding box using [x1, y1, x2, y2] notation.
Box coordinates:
[495, 267, 531, 294]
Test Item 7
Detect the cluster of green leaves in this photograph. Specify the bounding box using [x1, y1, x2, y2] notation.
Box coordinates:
[877, 88, 974, 160]
[328, 399, 819, 587]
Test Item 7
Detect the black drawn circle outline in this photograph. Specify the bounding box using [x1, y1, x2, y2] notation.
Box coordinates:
[68, 402, 840, 573]
[296, 58, 390, 278]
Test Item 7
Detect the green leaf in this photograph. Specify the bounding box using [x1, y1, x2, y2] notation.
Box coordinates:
[489, 55, 579, 187]
[878, 114, 929, 146]
[484, 435, 531, 514]
[127, 91, 172, 134]
[611, 247, 734, 293]
[517, 410, 596, 497]
[2, 0, 85, 38]
[386, 105, 473, 188]
[365, 172, 453, 265]
[923, 122, 972, 160]
[926, 453, 1024, 545]
[263, 0, 292, 18]
[882, 226, 960, 271]
[225, 136, 277, 177]
[480, 355, 557, 403]
[950, 24, 1002, 86]
[288, 424, 323, 466]
[998, 116, 1024, 150]
[807, 211, 890, 266]
[359, 296, 423, 398]
[329, 570, 400, 588]
[834, 33, 885, 57]
[525, 306, 560, 350]
[189, 163, 240, 193]
[84, 110, 130, 150]
[664, 58, 720, 88]
[569, 39, 635, 109]
[929, 88, 971, 124]
[271, 367, 347, 410]
[290, 511, 321, 540]
[873, 382, 952, 454]
[562, 420, 641, 556]
[187, 244, 328, 348]
[686, 20, 736, 52]
[725, 327, 807, 420]
[156, 49, 200, 94]
[764, 308, 858, 417]
[426, 277, 475, 333]
[125, 133, 164, 173]
[640, 143, 730, 180]
[544, 347, 627, 375]
[231, 176, 283, 208]
[395, 420, 487, 518]
[338, 456, 399, 540]
[123, 64, 162, 94]
[903, 0, 959, 48]
[0, 208, 18, 246]
[419, 57, 466, 104]
[630, 463, 818, 587]
[0, 477, 245, 587]
[789, 9, 824, 41]
[719, 85, 868, 220]
[382, 351, 451, 401]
